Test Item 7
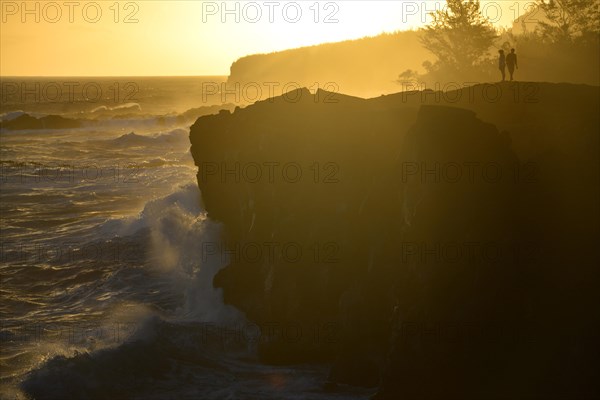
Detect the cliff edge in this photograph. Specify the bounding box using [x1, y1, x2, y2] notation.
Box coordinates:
[189, 82, 599, 398]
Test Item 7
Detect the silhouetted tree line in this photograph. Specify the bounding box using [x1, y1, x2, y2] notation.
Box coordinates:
[401, 0, 600, 84]
[537, 0, 600, 43]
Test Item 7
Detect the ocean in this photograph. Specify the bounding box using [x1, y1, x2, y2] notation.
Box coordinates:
[0, 77, 372, 399]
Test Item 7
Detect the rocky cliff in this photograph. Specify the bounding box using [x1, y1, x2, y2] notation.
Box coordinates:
[189, 83, 599, 398]
[227, 31, 427, 98]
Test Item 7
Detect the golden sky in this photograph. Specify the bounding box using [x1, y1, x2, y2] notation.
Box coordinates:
[1, 1, 534, 76]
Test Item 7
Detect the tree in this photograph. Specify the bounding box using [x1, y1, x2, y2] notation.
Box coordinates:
[420, 0, 498, 76]
[536, 0, 600, 42]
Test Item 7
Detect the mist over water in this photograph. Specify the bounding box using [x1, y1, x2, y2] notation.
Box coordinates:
[0, 77, 369, 399]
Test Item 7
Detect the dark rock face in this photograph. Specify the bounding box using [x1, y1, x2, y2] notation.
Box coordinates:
[376, 106, 525, 399]
[190, 89, 413, 367]
[189, 83, 599, 398]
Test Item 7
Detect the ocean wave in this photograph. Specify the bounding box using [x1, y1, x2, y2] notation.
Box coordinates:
[19, 316, 368, 400]
[0, 113, 86, 130]
[0, 110, 28, 121]
[0, 103, 236, 132]
[17, 183, 257, 399]
[0, 112, 174, 132]
[109, 129, 189, 148]
[98, 183, 242, 322]
[6, 177, 370, 400]
[19, 317, 253, 400]
[90, 102, 142, 114]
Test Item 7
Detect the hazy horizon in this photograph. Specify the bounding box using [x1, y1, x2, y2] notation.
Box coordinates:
[1, 1, 533, 76]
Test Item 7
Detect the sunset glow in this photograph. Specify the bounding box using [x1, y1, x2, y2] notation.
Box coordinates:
[1, 1, 533, 76]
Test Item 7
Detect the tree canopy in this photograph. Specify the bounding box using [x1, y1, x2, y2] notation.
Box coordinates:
[421, 0, 498, 75]
[536, 0, 600, 42]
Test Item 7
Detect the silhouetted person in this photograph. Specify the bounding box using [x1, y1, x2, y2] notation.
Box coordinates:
[498, 50, 506, 82]
[506, 48, 518, 81]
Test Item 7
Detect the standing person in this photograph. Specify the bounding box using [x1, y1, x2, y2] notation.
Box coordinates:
[498, 50, 506, 82]
[506, 48, 518, 81]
